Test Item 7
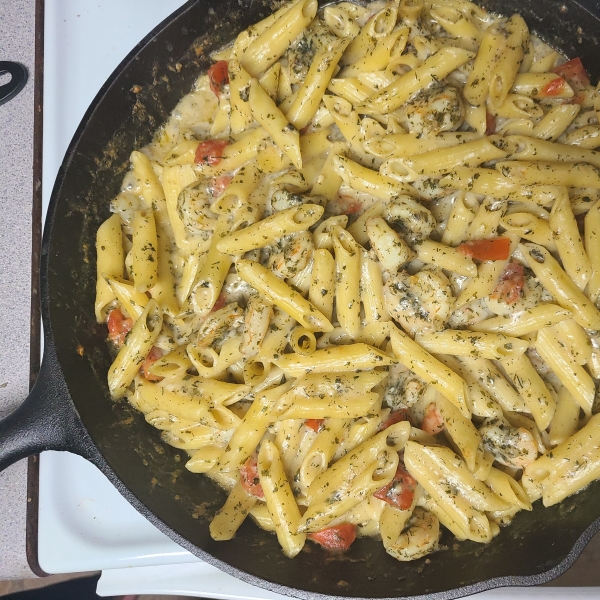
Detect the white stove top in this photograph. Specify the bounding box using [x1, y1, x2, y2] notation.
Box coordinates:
[37, 0, 598, 597]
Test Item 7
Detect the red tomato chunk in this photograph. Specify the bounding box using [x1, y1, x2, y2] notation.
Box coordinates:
[240, 455, 264, 499]
[305, 419, 324, 432]
[552, 57, 590, 90]
[208, 175, 233, 198]
[491, 262, 525, 304]
[140, 346, 164, 382]
[540, 77, 568, 97]
[307, 523, 357, 551]
[208, 60, 229, 98]
[378, 408, 410, 432]
[211, 291, 228, 313]
[107, 307, 133, 347]
[373, 462, 417, 510]
[195, 139, 228, 166]
[457, 237, 510, 261]
[343, 201, 363, 215]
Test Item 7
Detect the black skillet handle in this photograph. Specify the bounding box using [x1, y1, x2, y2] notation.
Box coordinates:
[0, 338, 94, 472]
[0, 62, 28, 106]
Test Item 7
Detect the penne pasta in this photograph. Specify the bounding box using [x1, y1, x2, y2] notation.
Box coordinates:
[390, 326, 469, 418]
[520, 243, 600, 330]
[416, 330, 529, 361]
[236, 259, 333, 332]
[217, 204, 323, 255]
[274, 343, 395, 377]
[95, 214, 124, 321]
[469, 304, 571, 337]
[258, 440, 306, 557]
[108, 300, 163, 399]
[240, 0, 318, 77]
[549, 188, 593, 290]
[359, 47, 474, 115]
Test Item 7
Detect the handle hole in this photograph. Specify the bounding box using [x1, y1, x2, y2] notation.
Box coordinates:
[0, 62, 28, 106]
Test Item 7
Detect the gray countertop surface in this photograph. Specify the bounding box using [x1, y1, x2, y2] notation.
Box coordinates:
[1, 0, 600, 590]
[0, 0, 37, 582]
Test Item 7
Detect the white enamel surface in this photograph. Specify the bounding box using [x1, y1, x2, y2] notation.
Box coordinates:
[38, 452, 198, 572]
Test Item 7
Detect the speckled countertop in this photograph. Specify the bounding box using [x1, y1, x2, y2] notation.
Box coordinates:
[0, 0, 37, 581]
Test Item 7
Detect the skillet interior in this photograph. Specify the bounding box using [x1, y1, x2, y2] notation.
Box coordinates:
[43, 0, 600, 597]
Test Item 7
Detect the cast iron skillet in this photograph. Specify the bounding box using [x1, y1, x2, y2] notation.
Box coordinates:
[2, 0, 600, 598]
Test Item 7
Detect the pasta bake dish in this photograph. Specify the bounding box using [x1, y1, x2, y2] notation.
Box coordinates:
[95, 0, 600, 562]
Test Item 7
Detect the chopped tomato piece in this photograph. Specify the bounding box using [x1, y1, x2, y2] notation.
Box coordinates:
[305, 419, 325, 432]
[421, 402, 445, 436]
[457, 237, 510, 261]
[107, 307, 133, 347]
[208, 60, 229, 98]
[378, 408, 410, 432]
[343, 201, 363, 215]
[373, 462, 417, 510]
[211, 291, 228, 313]
[540, 77, 568, 97]
[240, 454, 264, 499]
[307, 523, 356, 551]
[552, 57, 590, 91]
[485, 112, 496, 136]
[140, 346, 164, 382]
[208, 175, 233, 198]
[194, 139, 228, 166]
[329, 193, 363, 216]
[491, 262, 525, 304]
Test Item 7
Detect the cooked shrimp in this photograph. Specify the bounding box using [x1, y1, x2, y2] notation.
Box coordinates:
[195, 302, 244, 349]
[479, 417, 538, 469]
[397, 83, 465, 136]
[421, 402, 445, 436]
[383, 195, 435, 242]
[325, 192, 368, 218]
[383, 507, 441, 562]
[447, 299, 493, 329]
[221, 272, 254, 304]
[271, 188, 306, 212]
[383, 362, 427, 410]
[383, 266, 455, 335]
[267, 231, 314, 279]
[177, 180, 216, 235]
